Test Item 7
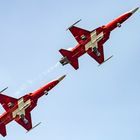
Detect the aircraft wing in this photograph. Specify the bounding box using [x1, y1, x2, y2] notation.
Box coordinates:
[15, 112, 32, 131]
[0, 94, 17, 111]
[69, 26, 90, 43]
[87, 43, 104, 64]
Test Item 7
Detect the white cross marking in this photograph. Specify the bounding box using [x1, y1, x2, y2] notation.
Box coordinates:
[85, 31, 104, 51]
[12, 98, 31, 118]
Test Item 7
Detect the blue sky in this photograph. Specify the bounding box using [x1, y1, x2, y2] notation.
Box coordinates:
[0, 0, 140, 139]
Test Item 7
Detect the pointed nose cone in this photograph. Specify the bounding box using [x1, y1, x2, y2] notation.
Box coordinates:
[129, 7, 139, 14]
[57, 75, 66, 82]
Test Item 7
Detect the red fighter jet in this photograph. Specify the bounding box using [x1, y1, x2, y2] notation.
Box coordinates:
[59, 7, 139, 70]
[0, 75, 66, 137]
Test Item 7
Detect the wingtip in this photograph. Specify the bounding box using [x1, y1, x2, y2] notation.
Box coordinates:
[66, 19, 82, 30]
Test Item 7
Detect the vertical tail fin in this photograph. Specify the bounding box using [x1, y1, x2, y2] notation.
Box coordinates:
[59, 49, 79, 70]
[0, 122, 7, 137]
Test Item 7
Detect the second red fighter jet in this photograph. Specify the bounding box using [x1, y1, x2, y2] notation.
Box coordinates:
[0, 75, 66, 137]
[59, 7, 139, 70]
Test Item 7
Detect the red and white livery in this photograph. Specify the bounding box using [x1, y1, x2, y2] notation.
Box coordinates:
[59, 7, 139, 70]
[0, 75, 66, 137]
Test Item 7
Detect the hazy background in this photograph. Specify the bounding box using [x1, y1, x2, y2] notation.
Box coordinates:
[0, 0, 140, 140]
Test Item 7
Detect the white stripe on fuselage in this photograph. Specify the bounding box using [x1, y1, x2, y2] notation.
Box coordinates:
[12, 98, 31, 118]
[85, 31, 104, 51]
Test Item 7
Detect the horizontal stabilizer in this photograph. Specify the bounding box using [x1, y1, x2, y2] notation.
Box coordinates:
[59, 49, 79, 70]
[70, 58, 79, 70]
[59, 49, 72, 57]
[0, 123, 6, 137]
